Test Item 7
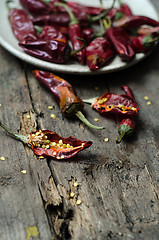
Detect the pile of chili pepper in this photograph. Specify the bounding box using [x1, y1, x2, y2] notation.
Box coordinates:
[8, 0, 159, 71]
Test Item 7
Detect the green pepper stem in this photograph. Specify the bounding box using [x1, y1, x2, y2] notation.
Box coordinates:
[116, 131, 126, 144]
[55, 2, 78, 25]
[75, 111, 104, 130]
[0, 121, 30, 145]
[91, 0, 116, 22]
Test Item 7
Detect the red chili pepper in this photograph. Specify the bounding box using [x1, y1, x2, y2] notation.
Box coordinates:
[38, 25, 67, 41]
[130, 34, 159, 53]
[9, 8, 37, 41]
[137, 26, 159, 36]
[20, 0, 53, 16]
[0, 121, 92, 160]
[82, 28, 94, 45]
[106, 27, 135, 61]
[118, 0, 133, 16]
[116, 118, 135, 143]
[83, 86, 139, 117]
[113, 15, 159, 29]
[55, 2, 86, 64]
[86, 37, 115, 71]
[33, 70, 104, 130]
[19, 38, 71, 63]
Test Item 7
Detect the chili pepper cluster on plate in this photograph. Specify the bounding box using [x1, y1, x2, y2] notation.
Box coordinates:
[8, 0, 159, 71]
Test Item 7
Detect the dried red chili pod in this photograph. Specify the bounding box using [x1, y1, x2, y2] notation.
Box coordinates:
[9, 8, 37, 41]
[116, 118, 135, 143]
[137, 26, 159, 36]
[113, 15, 159, 29]
[130, 34, 159, 53]
[33, 70, 104, 130]
[117, 0, 133, 16]
[0, 121, 92, 159]
[38, 25, 67, 41]
[83, 86, 139, 117]
[105, 27, 135, 61]
[86, 37, 115, 71]
[55, 2, 86, 64]
[20, 0, 53, 16]
[82, 28, 94, 45]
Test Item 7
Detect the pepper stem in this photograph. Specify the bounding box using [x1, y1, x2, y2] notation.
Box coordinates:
[116, 131, 126, 144]
[70, 38, 85, 56]
[75, 111, 104, 130]
[55, 2, 78, 25]
[0, 121, 30, 145]
[91, 0, 116, 22]
[83, 97, 97, 106]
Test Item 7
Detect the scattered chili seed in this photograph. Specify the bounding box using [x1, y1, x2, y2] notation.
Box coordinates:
[74, 182, 79, 187]
[50, 114, 56, 119]
[39, 156, 44, 159]
[147, 101, 152, 105]
[0, 156, 5, 161]
[21, 170, 27, 174]
[70, 192, 75, 198]
[94, 118, 99, 122]
[104, 138, 109, 142]
[48, 106, 53, 109]
[27, 115, 31, 119]
[0, 104, 1, 107]
[94, 86, 99, 90]
[76, 199, 82, 205]
[144, 96, 149, 100]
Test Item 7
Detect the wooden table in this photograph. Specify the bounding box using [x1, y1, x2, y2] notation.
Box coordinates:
[0, 1, 159, 239]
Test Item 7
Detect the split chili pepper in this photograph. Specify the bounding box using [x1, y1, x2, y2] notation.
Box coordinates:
[33, 70, 104, 130]
[83, 86, 139, 117]
[9, 8, 37, 41]
[55, 2, 86, 64]
[0, 121, 92, 159]
[86, 37, 115, 71]
[19, 0, 53, 16]
[113, 15, 159, 29]
[130, 34, 159, 53]
[116, 118, 135, 143]
[105, 27, 135, 61]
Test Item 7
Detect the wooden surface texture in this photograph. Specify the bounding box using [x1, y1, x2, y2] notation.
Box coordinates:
[0, 1, 159, 239]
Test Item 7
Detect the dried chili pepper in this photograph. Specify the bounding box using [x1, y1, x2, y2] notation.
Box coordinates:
[33, 70, 104, 130]
[113, 15, 159, 29]
[0, 121, 92, 159]
[117, 0, 133, 16]
[106, 27, 135, 61]
[137, 26, 159, 36]
[9, 8, 37, 41]
[20, 0, 53, 16]
[116, 118, 135, 143]
[82, 28, 94, 45]
[86, 37, 115, 71]
[130, 34, 159, 53]
[38, 25, 67, 41]
[55, 2, 86, 64]
[83, 86, 139, 117]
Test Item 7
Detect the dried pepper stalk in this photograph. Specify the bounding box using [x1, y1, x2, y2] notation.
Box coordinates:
[0, 121, 92, 159]
[130, 34, 159, 53]
[113, 15, 159, 29]
[106, 27, 135, 61]
[83, 86, 139, 117]
[55, 2, 86, 64]
[86, 37, 115, 71]
[33, 70, 104, 130]
[9, 8, 37, 41]
[116, 118, 135, 143]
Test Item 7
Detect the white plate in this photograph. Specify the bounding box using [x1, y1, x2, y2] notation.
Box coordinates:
[0, 0, 158, 75]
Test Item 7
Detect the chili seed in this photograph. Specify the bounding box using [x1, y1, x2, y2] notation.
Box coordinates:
[94, 86, 99, 90]
[0, 156, 5, 161]
[46, 145, 50, 149]
[76, 199, 82, 205]
[0, 104, 1, 107]
[48, 106, 53, 109]
[50, 114, 56, 119]
[42, 145, 46, 148]
[144, 96, 149, 100]
[27, 115, 31, 119]
[21, 170, 27, 174]
[61, 155, 65, 159]
[70, 192, 75, 198]
[51, 142, 56, 146]
[104, 138, 109, 142]
[94, 118, 99, 122]
[57, 156, 60, 159]
[74, 182, 79, 187]
[39, 156, 44, 159]
[53, 152, 57, 156]
[147, 101, 152, 105]
[59, 140, 63, 144]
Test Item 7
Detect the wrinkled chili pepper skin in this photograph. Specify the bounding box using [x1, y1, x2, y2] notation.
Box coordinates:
[68, 23, 86, 64]
[33, 70, 84, 117]
[113, 15, 159, 29]
[19, 39, 71, 63]
[106, 27, 135, 62]
[82, 28, 94, 45]
[9, 9, 37, 41]
[119, 4, 133, 16]
[130, 35, 157, 53]
[20, 0, 53, 16]
[86, 37, 115, 71]
[92, 86, 139, 116]
[116, 118, 135, 143]
[39, 25, 67, 41]
[28, 129, 92, 159]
